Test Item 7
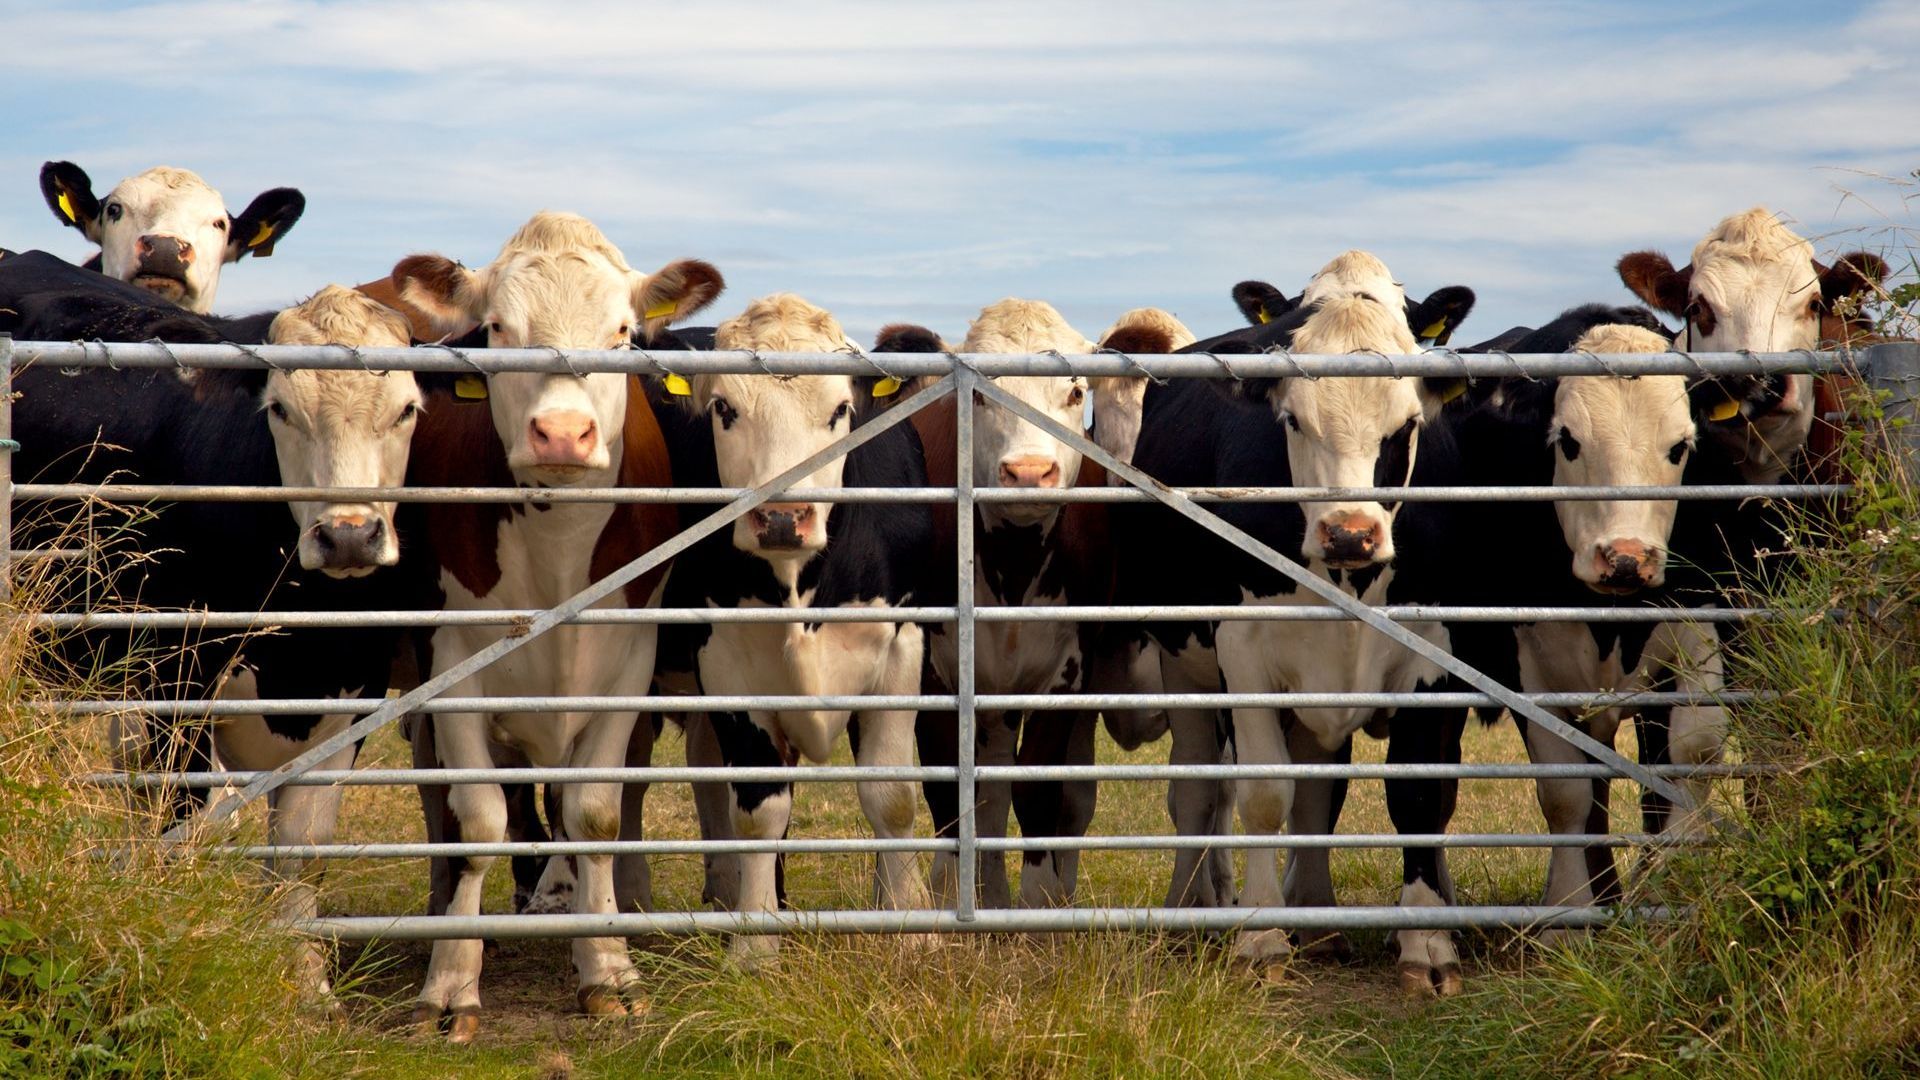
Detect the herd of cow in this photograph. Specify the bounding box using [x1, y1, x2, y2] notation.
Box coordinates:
[2, 161, 1893, 1037]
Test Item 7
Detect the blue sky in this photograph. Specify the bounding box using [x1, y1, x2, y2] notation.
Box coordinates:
[3, 0, 1916, 343]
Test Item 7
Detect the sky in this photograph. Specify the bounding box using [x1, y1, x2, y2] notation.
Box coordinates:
[2, 0, 1916, 345]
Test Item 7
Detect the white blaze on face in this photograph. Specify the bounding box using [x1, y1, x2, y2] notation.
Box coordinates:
[91, 168, 235, 314]
[1270, 293, 1426, 568]
[695, 294, 861, 559]
[1298, 249, 1409, 314]
[961, 299, 1097, 526]
[1551, 324, 1694, 593]
[1683, 209, 1822, 482]
[261, 287, 419, 577]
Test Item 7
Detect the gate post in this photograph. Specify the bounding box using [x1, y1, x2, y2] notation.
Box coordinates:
[1863, 341, 1920, 482]
[953, 363, 979, 922]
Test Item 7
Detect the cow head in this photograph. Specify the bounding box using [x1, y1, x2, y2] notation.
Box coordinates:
[39, 161, 304, 314]
[253, 287, 421, 576]
[1237, 253, 1464, 569]
[1235, 276, 1475, 347]
[394, 211, 722, 487]
[1616, 208, 1886, 483]
[681, 294, 861, 559]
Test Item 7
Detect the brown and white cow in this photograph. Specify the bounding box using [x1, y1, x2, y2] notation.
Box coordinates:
[393, 212, 722, 1038]
[39, 161, 304, 314]
[878, 300, 1187, 909]
[1616, 208, 1886, 483]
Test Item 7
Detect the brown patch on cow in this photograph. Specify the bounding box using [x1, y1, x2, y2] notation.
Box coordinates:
[589, 375, 679, 605]
[1098, 325, 1175, 356]
[356, 275, 451, 342]
[875, 323, 948, 353]
[393, 254, 480, 334]
[910, 395, 960, 568]
[410, 386, 516, 598]
[1616, 251, 1692, 316]
[1817, 251, 1889, 309]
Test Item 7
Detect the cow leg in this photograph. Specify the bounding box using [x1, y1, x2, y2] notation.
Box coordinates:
[503, 783, 552, 913]
[1229, 697, 1293, 963]
[1055, 710, 1099, 902]
[860, 624, 932, 916]
[267, 736, 355, 1008]
[1281, 724, 1350, 961]
[1520, 712, 1610, 912]
[1385, 704, 1468, 997]
[562, 714, 644, 1018]
[408, 715, 457, 917]
[681, 713, 741, 910]
[1011, 709, 1075, 908]
[1163, 653, 1230, 908]
[1654, 621, 1727, 839]
[918, 703, 963, 908]
[523, 783, 577, 915]
[715, 710, 791, 967]
[975, 712, 1017, 909]
[613, 717, 657, 913]
[415, 710, 505, 1042]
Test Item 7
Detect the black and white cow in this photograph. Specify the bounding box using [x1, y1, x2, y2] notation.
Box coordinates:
[38, 161, 305, 314]
[872, 301, 1190, 910]
[652, 293, 934, 965]
[391, 212, 725, 1036]
[3, 251, 438, 999]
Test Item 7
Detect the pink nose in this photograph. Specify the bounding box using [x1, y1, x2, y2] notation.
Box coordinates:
[527, 410, 599, 466]
[1593, 538, 1658, 588]
[1316, 511, 1385, 565]
[998, 456, 1062, 488]
[136, 234, 193, 264]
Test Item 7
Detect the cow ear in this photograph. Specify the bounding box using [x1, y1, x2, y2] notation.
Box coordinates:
[1407, 286, 1476, 346]
[633, 259, 724, 343]
[412, 371, 467, 397]
[1231, 280, 1294, 326]
[1419, 376, 1474, 414]
[1817, 251, 1889, 307]
[863, 324, 946, 402]
[395, 254, 488, 335]
[1689, 375, 1761, 425]
[40, 161, 102, 242]
[1090, 324, 1175, 464]
[1617, 251, 1692, 316]
[226, 188, 305, 261]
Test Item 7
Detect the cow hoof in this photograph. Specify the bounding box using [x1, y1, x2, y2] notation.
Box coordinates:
[408, 1003, 443, 1033]
[729, 936, 781, 973]
[447, 1009, 481, 1044]
[1296, 930, 1353, 964]
[1233, 928, 1294, 966]
[1398, 961, 1463, 998]
[578, 986, 643, 1018]
[1435, 963, 1464, 997]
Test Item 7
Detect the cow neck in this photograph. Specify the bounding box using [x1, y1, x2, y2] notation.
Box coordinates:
[976, 504, 1067, 605]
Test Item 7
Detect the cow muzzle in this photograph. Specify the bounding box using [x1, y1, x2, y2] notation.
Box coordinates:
[997, 455, 1062, 489]
[1315, 511, 1386, 569]
[526, 410, 601, 474]
[748, 502, 818, 551]
[1588, 538, 1660, 594]
[310, 513, 390, 577]
[132, 234, 192, 301]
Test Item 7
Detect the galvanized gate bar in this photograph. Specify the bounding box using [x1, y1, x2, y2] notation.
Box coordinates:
[954, 365, 980, 920]
[970, 376, 1695, 808]
[168, 373, 958, 840]
[30, 604, 1773, 630]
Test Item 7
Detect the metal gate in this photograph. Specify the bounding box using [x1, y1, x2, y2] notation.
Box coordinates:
[6, 334, 1915, 941]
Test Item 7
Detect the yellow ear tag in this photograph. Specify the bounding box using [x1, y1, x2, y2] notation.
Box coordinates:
[1708, 397, 1742, 422]
[1421, 318, 1450, 341]
[644, 298, 678, 321]
[1255, 307, 1271, 325]
[454, 374, 488, 400]
[664, 374, 692, 396]
[249, 222, 275, 248]
[57, 191, 76, 223]
[1440, 379, 1468, 403]
[872, 376, 902, 398]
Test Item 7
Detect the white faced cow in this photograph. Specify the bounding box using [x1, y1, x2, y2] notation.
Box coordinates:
[660, 293, 933, 965]
[1617, 208, 1886, 484]
[39, 161, 304, 314]
[394, 212, 722, 1038]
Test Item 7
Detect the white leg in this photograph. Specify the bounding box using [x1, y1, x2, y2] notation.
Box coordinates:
[1521, 715, 1605, 909]
[860, 625, 931, 914]
[1162, 651, 1230, 908]
[728, 711, 793, 968]
[1229, 701, 1293, 963]
[266, 738, 354, 1007]
[1657, 622, 1727, 838]
[562, 713, 643, 1016]
[1280, 722, 1347, 960]
[415, 709, 505, 1043]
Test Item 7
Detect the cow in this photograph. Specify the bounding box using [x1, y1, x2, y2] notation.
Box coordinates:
[389, 211, 723, 1037]
[38, 162, 305, 315]
[871, 301, 1189, 911]
[1615, 207, 1886, 484]
[651, 292, 934, 966]
[3, 254, 439, 1000]
[1217, 276, 1478, 347]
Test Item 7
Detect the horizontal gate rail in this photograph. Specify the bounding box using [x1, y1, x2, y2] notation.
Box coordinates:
[46, 690, 1760, 715]
[12, 481, 1846, 504]
[85, 761, 1780, 788]
[294, 905, 1667, 941]
[29, 604, 1774, 629]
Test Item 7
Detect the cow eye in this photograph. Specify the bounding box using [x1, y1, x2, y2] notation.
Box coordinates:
[617, 324, 632, 339]
[266, 401, 289, 422]
[711, 397, 738, 430]
[488, 321, 504, 335]
[212, 218, 228, 232]
[1284, 413, 1301, 433]
[104, 202, 123, 222]
[1556, 427, 1581, 460]
[396, 402, 419, 426]
[1066, 385, 1085, 408]
[829, 401, 852, 430]
[1668, 440, 1689, 465]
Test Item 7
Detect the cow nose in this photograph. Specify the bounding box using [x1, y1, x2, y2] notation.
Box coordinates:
[137, 234, 192, 266]
[997, 456, 1062, 488]
[1317, 511, 1383, 565]
[1594, 539, 1657, 588]
[527, 411, 599, 466]
[749, 502, 815, 549]
[313, 515, 387, 570]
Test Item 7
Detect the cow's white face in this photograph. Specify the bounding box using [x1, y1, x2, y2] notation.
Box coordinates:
[1299, 249, 1409, 314]
[1268, 293, 1428, 568]
[961, 298, 1100, 527]
[92, 169, 235, 313]
[1550, 375, 1694, 593]
[260, 286, 419, 576]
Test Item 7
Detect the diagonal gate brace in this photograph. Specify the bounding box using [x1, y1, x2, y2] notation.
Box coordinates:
[165, 374, 959, 841]
[971, 374, 1694, 809]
